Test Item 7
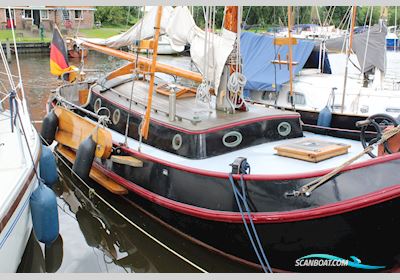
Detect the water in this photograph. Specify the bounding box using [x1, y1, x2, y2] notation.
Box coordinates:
[1, 52, 255, 273]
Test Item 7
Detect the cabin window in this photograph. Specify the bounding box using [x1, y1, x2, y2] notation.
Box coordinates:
[222, 131, 243, 148]
[287, 92, 306, 105]
[262, 91, 278, 102]
[74, 10, 82, 19]
[23, 9, 32, 19]
[386, 108, 400, 113]
[332, 105, 345, 111]
[112, 109, 120, 125]
[277, 122, 292, 137]
[40, 10, 48, 19]
[172, 134, 183, 150]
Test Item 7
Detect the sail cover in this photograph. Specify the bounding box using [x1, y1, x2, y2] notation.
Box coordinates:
[78, 6, 235, 91]
[240, 32, 315, 95]
[324, 22, 387, 73]
[79, 6, 175, 49]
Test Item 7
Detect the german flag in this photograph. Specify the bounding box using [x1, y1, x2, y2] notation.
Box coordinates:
[50, 26, 77, 82]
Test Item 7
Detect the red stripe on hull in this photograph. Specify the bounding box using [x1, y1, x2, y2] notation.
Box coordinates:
[92, 161, 400, 224]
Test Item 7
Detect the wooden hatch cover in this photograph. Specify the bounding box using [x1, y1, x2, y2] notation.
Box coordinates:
[274, 139, 351, 162]
[156, 83, 196, 99]
[53, 106, 112, 159]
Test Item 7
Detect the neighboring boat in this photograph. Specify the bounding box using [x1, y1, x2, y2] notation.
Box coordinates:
[245, 15, 397, 140]
[0, 105, 41, 272]
[44, 6, 400, 272]
[0, 27, 59, 272]
[386, 26, 399, 50]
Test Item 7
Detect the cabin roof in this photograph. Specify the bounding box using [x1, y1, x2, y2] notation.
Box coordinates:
[92, 79, 300, 132]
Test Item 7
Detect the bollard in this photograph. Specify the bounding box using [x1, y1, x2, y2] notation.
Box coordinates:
[6, 39, 11, 62]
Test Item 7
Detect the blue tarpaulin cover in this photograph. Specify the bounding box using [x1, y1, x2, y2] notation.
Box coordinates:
[240, 32, 315, 96]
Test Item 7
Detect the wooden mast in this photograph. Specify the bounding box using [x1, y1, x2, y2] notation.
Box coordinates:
[140, 6, 163, 140]
[340, 5, 357, 113]
[224, 6, 238, 33]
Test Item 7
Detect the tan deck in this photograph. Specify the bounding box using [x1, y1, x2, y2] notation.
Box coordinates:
[93, 80, 299, 132]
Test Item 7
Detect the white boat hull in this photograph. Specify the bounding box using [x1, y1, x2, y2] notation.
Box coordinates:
[0, 177, 37, 272]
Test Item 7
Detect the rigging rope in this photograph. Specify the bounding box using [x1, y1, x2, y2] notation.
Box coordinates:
[128, 5, 145, 150]
[228, 160, 273, 273]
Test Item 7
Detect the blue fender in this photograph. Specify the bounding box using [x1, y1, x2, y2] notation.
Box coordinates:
[30, 182, 59, 245]
[317, 105, 332, 128]
[40, 145, 58, 187]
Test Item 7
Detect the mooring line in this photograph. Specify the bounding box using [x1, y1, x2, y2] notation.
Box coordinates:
[40, 135, 208, 273]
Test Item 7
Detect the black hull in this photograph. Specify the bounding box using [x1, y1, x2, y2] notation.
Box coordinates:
[58, 146, 400, 272]
[49, 93, 400, 272]
[69, 143, 400, 272]
[126, 190, 400, 273]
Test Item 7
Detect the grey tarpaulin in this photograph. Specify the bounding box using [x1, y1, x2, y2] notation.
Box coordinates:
[324, 22, 387, 73]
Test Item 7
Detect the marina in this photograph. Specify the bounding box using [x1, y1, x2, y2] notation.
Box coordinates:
[1, 5, 400, 274]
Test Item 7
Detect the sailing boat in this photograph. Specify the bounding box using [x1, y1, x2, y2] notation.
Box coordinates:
[246, 6, 400, 140]
[0, 26, 59, 271]
[43, 6, 400, 272]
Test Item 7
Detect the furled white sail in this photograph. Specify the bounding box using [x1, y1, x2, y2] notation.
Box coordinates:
[77, 6, 236, 90]
[79, 6, 175, 49]
[165, 6, 236, 90]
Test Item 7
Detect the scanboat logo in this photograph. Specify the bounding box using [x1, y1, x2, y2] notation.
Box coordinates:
[295, 254, 386, 270]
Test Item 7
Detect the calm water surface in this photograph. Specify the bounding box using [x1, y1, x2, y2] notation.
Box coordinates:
[1, 52, 255, 273]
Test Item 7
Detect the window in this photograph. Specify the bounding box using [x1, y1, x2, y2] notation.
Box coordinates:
[287, 92, 306, 106]
[5, 9, 15, 20]
[40, 10, 48, 19]
[74, 10, 82, 19]
[262, 91, 278, 102]
[23, 9, 32, 19]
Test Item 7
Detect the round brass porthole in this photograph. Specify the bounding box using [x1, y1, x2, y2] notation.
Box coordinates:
[172, 134, 183, 150]
[112, 109, 121, 125]
[222, 131, 243, 148]
[277, 122, 292, 137]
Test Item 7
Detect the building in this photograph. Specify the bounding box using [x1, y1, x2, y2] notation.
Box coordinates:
[0, 6, 96, 31]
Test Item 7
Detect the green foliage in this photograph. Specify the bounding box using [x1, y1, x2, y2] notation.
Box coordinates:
[94, 6, 400, 30]
[94, 6, 139, 27]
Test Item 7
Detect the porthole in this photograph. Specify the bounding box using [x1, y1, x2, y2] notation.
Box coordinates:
[172, 134, 183, 150]
[222, 131, 242, 148]
[94, 98, 102, 113]
[277, 122, 292, 137]
[112, 109, 121, 125]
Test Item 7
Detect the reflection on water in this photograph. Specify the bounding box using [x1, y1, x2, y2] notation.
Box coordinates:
[18, 157, 255, 272]
[6, 52, 255, 273]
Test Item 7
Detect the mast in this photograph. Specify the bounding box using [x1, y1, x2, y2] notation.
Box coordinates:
[216, 6, 240, 112]
[287, 6, 294, 108]
[140, 6, 162, 140]
[224, 6, 238, 33]
[340, 5, 357, 113]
